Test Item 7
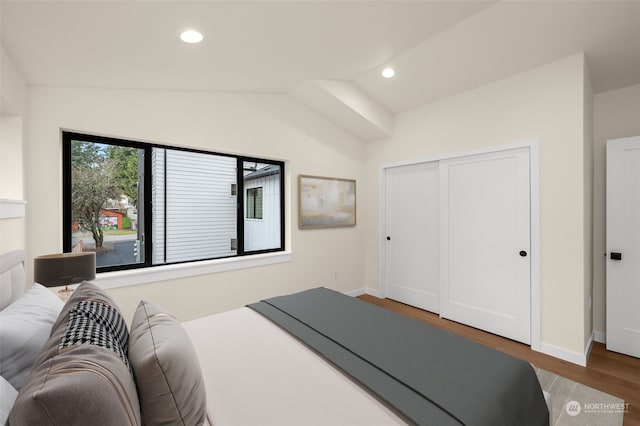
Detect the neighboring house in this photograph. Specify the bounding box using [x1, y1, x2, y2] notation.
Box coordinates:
[99, 209, 124, 230]
[151, 148, 237, 264]
[151, 151, 282, 263]
[71, 209, 125, 232]
[243, 164, 281, 252]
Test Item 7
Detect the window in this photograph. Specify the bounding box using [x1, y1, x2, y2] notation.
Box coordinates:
[63, 132, 285, 272]
[246, 188, 263, 219]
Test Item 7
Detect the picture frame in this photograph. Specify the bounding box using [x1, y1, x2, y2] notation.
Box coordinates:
[298, 175, 356, 229]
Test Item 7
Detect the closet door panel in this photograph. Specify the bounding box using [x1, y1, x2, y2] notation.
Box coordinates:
[384, 162, 439, 313]
[440, 148, 531, 344]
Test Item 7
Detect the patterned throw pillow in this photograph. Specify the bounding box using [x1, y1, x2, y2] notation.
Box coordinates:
[9, 282, 141, 426]
[60, 300, 130, 369]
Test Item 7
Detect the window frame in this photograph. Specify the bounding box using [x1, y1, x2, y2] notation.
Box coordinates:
[62, 131, 285, 274]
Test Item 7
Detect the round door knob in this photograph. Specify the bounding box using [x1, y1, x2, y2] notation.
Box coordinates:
[386, 236, 391, 241]
[519, 250, 527, 257]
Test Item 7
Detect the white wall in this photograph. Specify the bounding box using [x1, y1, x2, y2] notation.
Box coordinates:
[592, 84, 640, 339]
[0, 46, 27, 116]
[25, 87, 367, 322]
[364, 53, 591, 359]
[0, 47, 27, 253]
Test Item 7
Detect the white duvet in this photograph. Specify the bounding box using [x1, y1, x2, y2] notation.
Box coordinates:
[183, 307, 407, 426]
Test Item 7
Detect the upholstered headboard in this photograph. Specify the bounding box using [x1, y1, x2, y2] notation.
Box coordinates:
[0, 250, 28, 311]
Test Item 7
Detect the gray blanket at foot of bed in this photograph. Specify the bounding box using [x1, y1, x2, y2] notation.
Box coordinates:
[248, 287, 549, 426]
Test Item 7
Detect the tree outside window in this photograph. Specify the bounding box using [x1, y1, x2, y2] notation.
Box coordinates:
[72, 142, 126, 248]
[69, 140, 143, 268]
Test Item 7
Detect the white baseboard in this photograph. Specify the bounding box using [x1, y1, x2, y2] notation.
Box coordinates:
[345, 287, 381, 298]
[540, 342, 588, 367]
[584, 332, 595, 363]
[345, 288, 366, 297]
[364, 287, 381, 298]
[593, 330, 606, 344]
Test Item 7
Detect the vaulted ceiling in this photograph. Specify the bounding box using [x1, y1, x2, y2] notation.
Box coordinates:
[2, 1, 638, 140]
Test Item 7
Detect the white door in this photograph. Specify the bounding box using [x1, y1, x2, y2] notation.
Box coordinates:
[385, 162, 440, 312]
[440, 148, 531, 344]
[606, 136, 640, 358]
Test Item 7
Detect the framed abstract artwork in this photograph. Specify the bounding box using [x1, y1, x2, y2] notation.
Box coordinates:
[298, 175, 356, 229]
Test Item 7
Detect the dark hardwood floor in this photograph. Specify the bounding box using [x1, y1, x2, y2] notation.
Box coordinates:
[358, 295, 640, 426]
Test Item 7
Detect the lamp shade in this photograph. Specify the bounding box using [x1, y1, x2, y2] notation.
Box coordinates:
[34, 252, 96, 287]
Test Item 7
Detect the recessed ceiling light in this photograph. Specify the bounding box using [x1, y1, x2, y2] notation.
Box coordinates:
[180, 30, 204, 44]
[381, 67, 395, 78]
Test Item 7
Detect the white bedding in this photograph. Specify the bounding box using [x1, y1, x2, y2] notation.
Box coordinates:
[183, 307, 408, 426]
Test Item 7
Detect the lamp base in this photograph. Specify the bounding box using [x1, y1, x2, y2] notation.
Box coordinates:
[57, 286, 74, 302]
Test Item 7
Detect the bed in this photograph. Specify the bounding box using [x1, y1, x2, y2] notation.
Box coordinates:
[1, 250, 549, 425]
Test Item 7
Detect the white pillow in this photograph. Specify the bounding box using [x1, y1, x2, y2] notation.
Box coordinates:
[0, 283, 64, 390]
[0, 250, 27, 311]
[0, 375, 18, 424]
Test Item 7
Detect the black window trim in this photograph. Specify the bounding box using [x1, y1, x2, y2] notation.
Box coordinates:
[62, 131, 285, 273]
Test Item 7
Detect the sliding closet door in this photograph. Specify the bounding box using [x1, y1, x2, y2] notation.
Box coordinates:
[384, 162, 439, 313]
[440, 148, 531, 344]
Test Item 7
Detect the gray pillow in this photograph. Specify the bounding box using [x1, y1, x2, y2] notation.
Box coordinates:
[129, 300, 207, 426]
[9, 282, 141, 426]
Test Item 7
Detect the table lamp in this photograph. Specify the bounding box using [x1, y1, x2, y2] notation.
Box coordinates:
[34, 252, 96, 300]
